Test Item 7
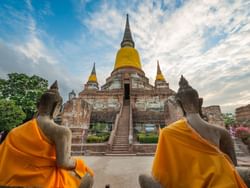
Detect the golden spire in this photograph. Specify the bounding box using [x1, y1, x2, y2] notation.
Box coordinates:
[114, 14, 142, 70]
[156, 60, 165, 81]
[88, 63, 98, 82]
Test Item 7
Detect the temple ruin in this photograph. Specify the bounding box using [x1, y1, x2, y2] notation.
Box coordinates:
[61, 15, 224, 155]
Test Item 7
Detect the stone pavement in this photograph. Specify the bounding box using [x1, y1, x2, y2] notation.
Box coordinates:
[82, 155, 250, 188]
[82, 156, 153, 188]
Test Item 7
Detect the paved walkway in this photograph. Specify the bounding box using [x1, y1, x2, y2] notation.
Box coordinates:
[82, 156, 153, 188]
[82, 155, 250, 188]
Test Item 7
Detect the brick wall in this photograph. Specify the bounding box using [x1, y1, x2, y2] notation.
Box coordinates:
[236, 104, 250, 125]
[133, 144, 157, 153]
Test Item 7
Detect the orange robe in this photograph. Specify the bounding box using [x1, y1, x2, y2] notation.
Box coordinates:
[152, 119, 247, 188]
[0, 119, 93, 187]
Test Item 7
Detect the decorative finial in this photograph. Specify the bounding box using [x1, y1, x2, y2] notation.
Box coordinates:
[121, 14, 135, 48]
[50, 80, 58, 90]
[91, 62, 96, 75]
[156, 60, 165, 81]
[157, 60, 161, 74]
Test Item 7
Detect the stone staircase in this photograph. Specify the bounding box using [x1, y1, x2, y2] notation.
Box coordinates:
[109, 100, 132, 155]
[234, 138, 250, 167]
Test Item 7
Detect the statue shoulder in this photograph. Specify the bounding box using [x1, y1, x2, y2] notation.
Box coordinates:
[52, 123, 71, 137]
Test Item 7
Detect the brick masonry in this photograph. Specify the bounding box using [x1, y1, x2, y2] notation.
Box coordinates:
[236, 104, 250, 125]
[202, 105, 225, 127]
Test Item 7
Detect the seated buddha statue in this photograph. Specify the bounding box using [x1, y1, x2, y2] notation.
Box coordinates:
[139, 76, 249, 188]
[0, 81, 94, 188]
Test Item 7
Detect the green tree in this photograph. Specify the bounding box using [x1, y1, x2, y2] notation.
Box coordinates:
[223, 113, 236, 126]
[0, 99, 26, 131]
[0, 73, 48, 120]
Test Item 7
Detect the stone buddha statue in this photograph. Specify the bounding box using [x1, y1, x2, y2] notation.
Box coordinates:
[0, 81, 94, 188]
[139, 76, 249, 188]
[36, 81, 94, 187]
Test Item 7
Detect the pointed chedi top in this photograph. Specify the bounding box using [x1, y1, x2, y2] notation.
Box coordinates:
[156, 60, 165, 81]
[121, 14, 135, 48]
[114, 14, 142, 70]
[88, 63, 98, 83]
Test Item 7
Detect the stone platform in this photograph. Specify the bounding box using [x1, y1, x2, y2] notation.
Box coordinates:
[82, 156, 153, 188]
[82, 155, 250, 188]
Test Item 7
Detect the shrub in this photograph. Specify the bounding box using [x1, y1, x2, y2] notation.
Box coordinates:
[235, 126, 250, 143]
[137, 133, 158, 143]
[86, 134, 110, 143]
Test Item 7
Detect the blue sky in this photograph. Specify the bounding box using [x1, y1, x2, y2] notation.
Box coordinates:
[0, 0, 249, 113]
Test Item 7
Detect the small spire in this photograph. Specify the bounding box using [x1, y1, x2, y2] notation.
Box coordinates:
[157, 60, 162, 75]
[88, 63, 98, 83]
[156, 60, 165, 81]
[91, 62, 96, 75]
[121, 14, 135, 48]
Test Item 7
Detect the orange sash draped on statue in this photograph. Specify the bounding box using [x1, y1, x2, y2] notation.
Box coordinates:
[152, 119, 247, 188]
[0, 119, 93, 187]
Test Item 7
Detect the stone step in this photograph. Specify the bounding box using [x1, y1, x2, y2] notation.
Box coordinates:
[113, 144, 129, 146]
[115, 137, 128, 140]
[115, 138, 128, 140]
[114, 141, 129, 144]
[110, 150, 130, 154]
[236, 152, 246, 157]
[113, 147, 129, 149]
[114, 143, 129, 145]
[113, 145, 129, 148]
[105, 153, 136, 156]
[112, 149, 129, 152]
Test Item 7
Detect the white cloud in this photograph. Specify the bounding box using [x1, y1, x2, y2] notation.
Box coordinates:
[82, 0, 250, 113]
[1, 0, 249, 113]
[0, 0, 81, 101]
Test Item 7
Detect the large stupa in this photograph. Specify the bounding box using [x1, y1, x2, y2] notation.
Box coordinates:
[61, 15, 224, 155]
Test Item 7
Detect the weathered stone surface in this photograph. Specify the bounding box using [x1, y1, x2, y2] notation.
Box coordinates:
[71, 143, 107, 155]
[202, 105, 225, 127]
[236, 104, 250, 125]
[61, 98, 92, 143]
[133, 144, 157, 153]
[62, 98, 91, 128]
[61, 15, 225, 155]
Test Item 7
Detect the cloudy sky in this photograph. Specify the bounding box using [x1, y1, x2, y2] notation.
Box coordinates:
[0, 0, 249, 113]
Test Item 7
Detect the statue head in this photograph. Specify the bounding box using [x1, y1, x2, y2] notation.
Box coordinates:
[176, 76, 201, 115]
[37, 80, 63, 119]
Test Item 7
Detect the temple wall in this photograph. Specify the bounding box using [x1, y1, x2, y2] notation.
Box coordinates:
[90, 111, 119, 123]
[133, 144, 157, 153]
[62, 98, 91, 128]
[62, 98, 92, 144]
[202, 105, 225, 127]
[130, 94, 170, 125]
[131, 94, 169, 111]
[236, 104, 250, 125]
